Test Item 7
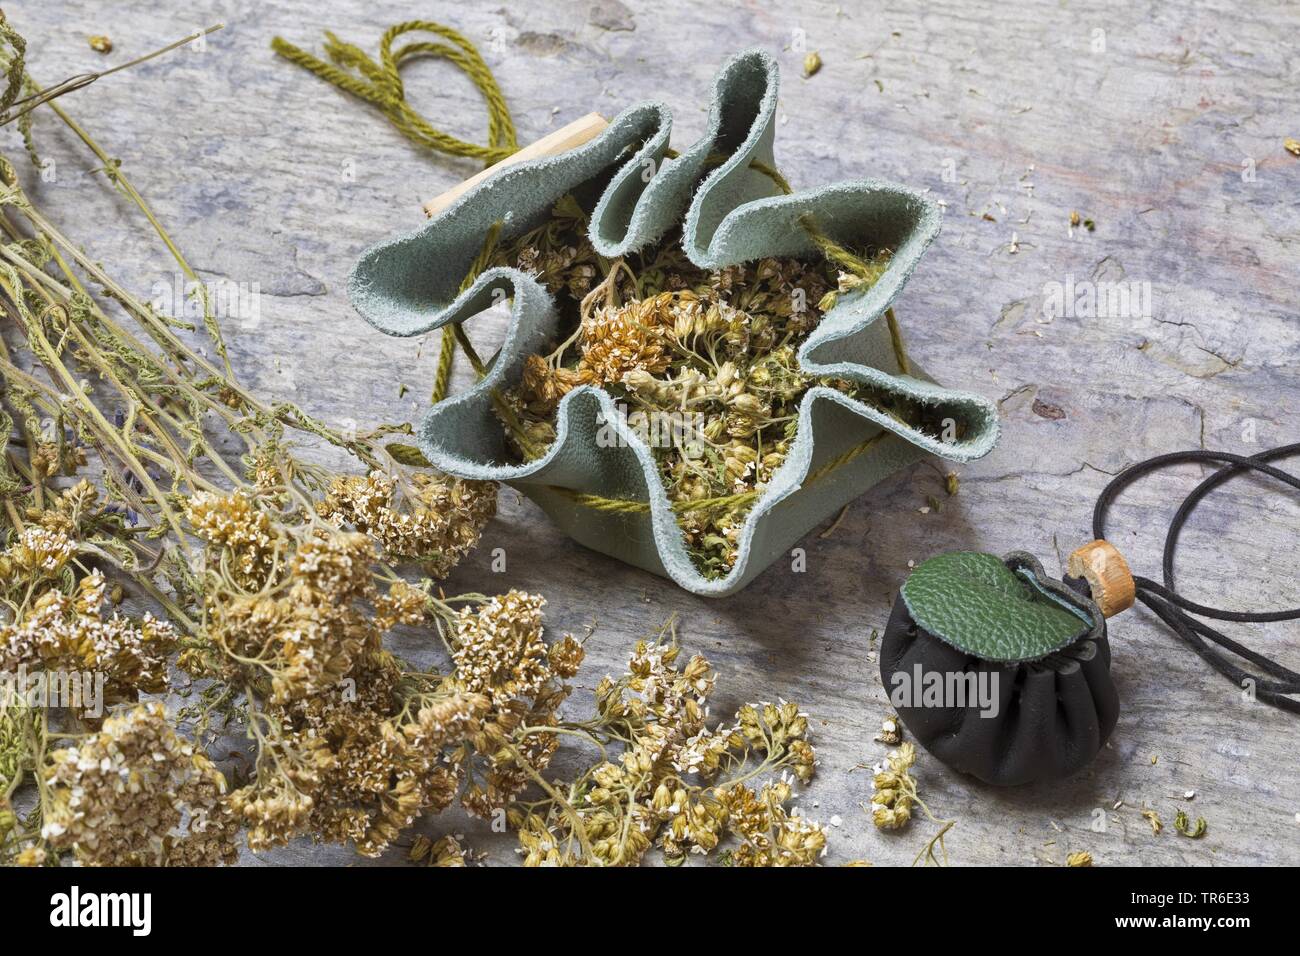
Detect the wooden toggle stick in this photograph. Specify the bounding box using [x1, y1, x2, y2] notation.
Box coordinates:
[422, 112, 609, 218]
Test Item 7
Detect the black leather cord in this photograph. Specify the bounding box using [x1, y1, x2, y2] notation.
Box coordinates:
[1092, 444, 1300, 715]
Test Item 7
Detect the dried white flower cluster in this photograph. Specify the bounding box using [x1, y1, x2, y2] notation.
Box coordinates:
[7, 525, 76, 574]
[0, 570, 175, 701]
[42, 702, 238, 866]
[452, 591, 551, 703]
[320, 469, 496, 577]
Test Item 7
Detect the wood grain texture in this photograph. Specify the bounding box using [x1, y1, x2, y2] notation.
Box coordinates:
[8, 0, 1299, 866]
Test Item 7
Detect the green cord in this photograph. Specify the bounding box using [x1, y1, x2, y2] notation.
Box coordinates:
[551, 431, 891, 515]
[430, 221, 503, 404]
[272, 20, 517, 164]
[798, 214, 910, 375]
[273, 21, 520, 404]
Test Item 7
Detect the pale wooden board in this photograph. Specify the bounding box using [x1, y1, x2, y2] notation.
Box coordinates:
[8, 0, 1299, 866]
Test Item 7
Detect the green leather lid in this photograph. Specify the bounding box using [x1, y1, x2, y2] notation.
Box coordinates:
[900, 551, 1095, 663]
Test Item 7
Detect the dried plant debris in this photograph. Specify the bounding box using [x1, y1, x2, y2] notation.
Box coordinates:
[1173, 809, 1207, 839]
[1141, 807, 1163, 836]
[1068, 210, 1096, 233]
[1066, 851, 1094, 867]
[803, 51, 822, 78]
[874, 713, 902, 745]
[1285, 137, 1300, 157]
[87, 35, 112, 53]
[489, 195, 953, 577]
[868, 742, 955, 865]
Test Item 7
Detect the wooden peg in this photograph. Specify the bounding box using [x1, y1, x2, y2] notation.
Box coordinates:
[1067, 539, 1135, 618]
[422, 112, 610, 218]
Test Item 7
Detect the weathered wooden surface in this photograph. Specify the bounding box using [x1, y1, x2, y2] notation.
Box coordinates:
[10, 0, 1299, 866]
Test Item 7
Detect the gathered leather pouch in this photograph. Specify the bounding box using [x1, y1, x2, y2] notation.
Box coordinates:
[349, 49, 999, 596]
[880, 551, 1120, 785]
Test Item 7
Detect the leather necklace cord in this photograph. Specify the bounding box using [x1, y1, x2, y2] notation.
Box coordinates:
[1092, 444, 1300, 715]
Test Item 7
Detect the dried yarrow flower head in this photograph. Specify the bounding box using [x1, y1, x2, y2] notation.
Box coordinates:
[185, 490, 280, 588]
[451, 590, 551, 704]
[736, 700, 816, 783]
[0, 569, 176, 703]
[514, 353, 580, 417]
[319, 469, 496, 577]
[871, 742, 917, 830]
[187, 510, 378, 704]
[42, 702, 238, 866]
[576, 295, 675, 386]
[13, 846, 47, 867]
[516, 621, 825, 867]
[410, 833, 468, 866]
[495, 193, 600, 302]
[0, 480, 125, 610]
[721, 779, 828, 866]
[867, 741, 956, 866]
[5, 525, 76, 576]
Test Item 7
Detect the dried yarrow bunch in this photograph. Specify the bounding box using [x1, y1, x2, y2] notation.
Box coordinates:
[483, 196, 949, 577]
[0, 18, 502, 866]
[512, 620, 827, 866]
[181, 485, 576, 857]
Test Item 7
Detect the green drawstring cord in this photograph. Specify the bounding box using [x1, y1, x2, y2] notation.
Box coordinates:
[273, 20, 520, 405]
[272, 21, 517, 164]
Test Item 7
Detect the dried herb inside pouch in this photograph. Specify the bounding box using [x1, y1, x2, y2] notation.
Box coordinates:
[485, 197, 958, 577]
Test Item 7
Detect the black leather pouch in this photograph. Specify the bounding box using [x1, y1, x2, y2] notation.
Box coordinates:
[879, 551, 1119, 786]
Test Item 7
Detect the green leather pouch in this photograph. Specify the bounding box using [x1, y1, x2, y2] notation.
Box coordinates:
[349, 49, 999, 596]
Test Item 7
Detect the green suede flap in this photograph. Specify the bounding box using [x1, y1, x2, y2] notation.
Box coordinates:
[900, 552, 1093, 662]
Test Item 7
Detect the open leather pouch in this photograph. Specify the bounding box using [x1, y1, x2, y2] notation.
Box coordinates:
[349, 49, 1000, 596]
